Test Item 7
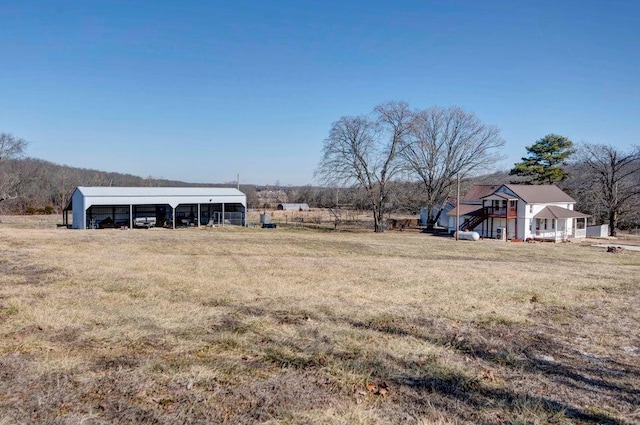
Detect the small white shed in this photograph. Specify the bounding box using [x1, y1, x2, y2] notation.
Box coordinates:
[277, 203, 310, 211]
[586, 224, 609, 238]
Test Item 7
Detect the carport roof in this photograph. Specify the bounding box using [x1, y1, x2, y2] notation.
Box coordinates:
[76, 186, 244, 197]
[65, 186, 245, 211]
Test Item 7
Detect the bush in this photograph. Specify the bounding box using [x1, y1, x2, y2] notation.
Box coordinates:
[24, 205, 55, 215]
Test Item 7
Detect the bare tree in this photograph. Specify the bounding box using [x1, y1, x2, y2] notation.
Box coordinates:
[401, 107, 504, 227]
[580, 143, 640, 236]
[0, 133, 29, 203]
[316, 101, 412, 232]
[0, 133, 28, 161]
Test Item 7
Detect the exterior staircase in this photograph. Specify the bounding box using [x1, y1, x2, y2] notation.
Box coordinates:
[459, 209, 487, 231]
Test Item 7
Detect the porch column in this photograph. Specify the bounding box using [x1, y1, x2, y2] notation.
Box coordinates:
[569, 218, 574, 238]
[505, 205, 509, 240]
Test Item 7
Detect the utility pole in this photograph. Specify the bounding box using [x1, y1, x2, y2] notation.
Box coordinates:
[456, 173, 460, 241]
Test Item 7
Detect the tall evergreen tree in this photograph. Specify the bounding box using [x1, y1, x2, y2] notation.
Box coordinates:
[510, 134, 574, 184]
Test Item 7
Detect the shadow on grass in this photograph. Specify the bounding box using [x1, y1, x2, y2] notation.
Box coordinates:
[344, 313, 638, 425]
[204, 302, 638, 423]
[2, 298, 637, 424]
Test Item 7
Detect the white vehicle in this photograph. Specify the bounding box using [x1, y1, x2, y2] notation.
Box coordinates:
[134, 216, 156, 228]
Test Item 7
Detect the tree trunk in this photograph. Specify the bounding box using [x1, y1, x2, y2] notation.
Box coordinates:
[374, 207, 384, 232]
[422, 203, 437, 230]
[609, 209, 617, 237]
[432, 209, 443, 228]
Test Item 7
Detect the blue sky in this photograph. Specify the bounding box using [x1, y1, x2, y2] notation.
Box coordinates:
[1, 0, 638, 185]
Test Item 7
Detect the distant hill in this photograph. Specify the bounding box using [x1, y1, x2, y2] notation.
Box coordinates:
[0, 157, 519, 215]
[0, 157, 262, 214]
[0, 157, 343, 214]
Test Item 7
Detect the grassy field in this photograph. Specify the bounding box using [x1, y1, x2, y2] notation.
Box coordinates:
[0, 215, 639, 424]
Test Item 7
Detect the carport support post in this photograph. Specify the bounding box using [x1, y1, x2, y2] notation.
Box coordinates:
[172, 207, 176, 229]
[129, 205, 133, 229]
[197, 204, 201, 227]
[222, 203, 225, 227]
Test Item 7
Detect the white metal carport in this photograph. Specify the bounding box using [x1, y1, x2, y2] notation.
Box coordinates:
[63, 187, 247, 229]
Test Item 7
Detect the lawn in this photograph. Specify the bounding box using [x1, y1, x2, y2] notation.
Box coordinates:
[0, 216, 638, 424]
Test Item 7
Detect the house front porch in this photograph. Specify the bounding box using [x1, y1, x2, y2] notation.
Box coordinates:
[533, 206, 589, 242]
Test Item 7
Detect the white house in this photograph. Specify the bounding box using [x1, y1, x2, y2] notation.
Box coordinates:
[447, 184, 589, 242]
[63, 186, 247, 230]
[443, 184, 499, 233]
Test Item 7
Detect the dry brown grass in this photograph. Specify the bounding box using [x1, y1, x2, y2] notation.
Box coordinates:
[0, 215, 639, 424]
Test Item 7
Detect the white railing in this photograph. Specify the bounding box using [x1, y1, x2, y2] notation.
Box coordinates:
[535, 230, 567, 241]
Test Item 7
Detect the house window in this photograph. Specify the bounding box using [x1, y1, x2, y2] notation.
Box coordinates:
[509, 200, 516, 207]
[529, 205, 533, 213]
[551, 220, 555, 230]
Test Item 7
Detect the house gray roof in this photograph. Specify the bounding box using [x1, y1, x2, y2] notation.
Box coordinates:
[462, 185, 500, 203]
[491, 192, 516, 200]
[447, 205, 483, 217]
[534, 205, 590, 219]
[502, 184, 576, 204]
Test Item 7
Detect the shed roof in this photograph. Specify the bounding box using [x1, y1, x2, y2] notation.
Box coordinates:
[534, 205, 590, 219]
[277, 203, 310, 209]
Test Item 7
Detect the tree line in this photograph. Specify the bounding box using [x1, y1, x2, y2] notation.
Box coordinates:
[2, 119, 639, 235]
